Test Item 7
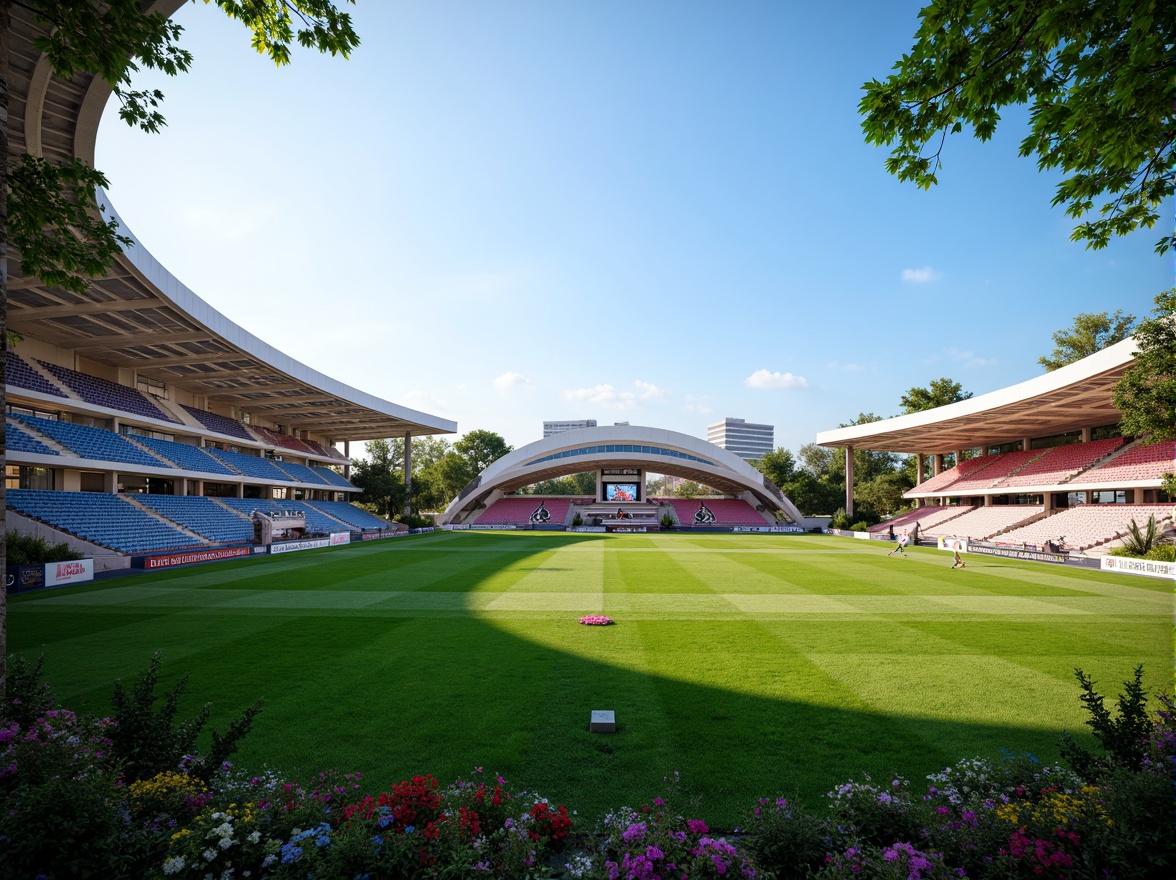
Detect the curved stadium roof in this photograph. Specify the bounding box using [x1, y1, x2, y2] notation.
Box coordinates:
[441, 425, 805, 524]
[815, 337, 1138, 454]
[5, 0, 455, 443]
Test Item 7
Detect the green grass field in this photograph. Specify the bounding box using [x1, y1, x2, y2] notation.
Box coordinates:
[9, 531, 1172, 825]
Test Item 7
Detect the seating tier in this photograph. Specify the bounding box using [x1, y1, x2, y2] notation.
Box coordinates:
[205, 448, 294, 481]
[308, 501, 391, 530]
[671, 498, 766, 526]
[6, 352, 67, 397]
[252, 425, 315, 454]
[181, 405, 254, 441]
[39, 360, 178, 423]
[994, 438, 1126, 488]
[944, 449, 1043, 493]
[6, 419, 60, 456]
[923, 505, 1043, 539]
[311, 466, 355, 488]
[1080, 440, 1176, 484]
[6, 489, 205, 554]
[13, 414, 170, 470]
[869, 506, 946, 533]
[273, 460, 331, 485]
[996, 503, 1176, 551]
[912, 456, 1005, 495]
[135, 436, 238, 476]
[477, 497, 573, 525]
[134, 495, 253, 544]
[217, 498, 349, 535]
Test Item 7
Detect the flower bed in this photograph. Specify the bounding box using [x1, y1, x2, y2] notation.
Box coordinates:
[579, 615, 614, 625]
[2, 660, 1173, 879]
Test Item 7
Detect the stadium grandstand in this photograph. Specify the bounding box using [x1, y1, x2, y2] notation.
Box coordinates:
[440, 425, 807, 530]
[817, 337, 1175, 557]
[4, 1, 455, 574]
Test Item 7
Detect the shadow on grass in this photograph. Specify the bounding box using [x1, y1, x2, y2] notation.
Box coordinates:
[9, 531, 1163, 827]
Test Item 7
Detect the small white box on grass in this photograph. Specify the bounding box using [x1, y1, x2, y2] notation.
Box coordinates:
[590, 710, 616, 733]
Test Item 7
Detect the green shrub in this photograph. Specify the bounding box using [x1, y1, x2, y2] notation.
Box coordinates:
[394, 512, 431, 529]
[829, 508, 852, 529]
[571, 511, 584, 527]
[1117, 515, 1171, 557]
[659, 513, 675, 528]
[1144, 543, 1175, 561]
[2, 654, 57, 729]
[850, 521, 870, 531]
[5, 529, 83, 566]
[745, 796, 828, 880]
[107, 652, 262, 783]
[1060, 665, 1153, 781]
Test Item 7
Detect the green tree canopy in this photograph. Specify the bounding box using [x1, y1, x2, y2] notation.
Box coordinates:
[349, 439, 404, 520]
[1112, 290, 1176, 443]
[754, 447, 797, 488]
[860, 0, 1174, 254]
[797, 443, 834, 478]
[520, 473, 596, 496]
[900, 378, 973, 413]
[427, 430, 514, 505]
[1038, 310, 1137, 371]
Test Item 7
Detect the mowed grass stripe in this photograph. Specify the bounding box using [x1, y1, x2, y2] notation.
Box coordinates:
[8, 531, 1171, 823]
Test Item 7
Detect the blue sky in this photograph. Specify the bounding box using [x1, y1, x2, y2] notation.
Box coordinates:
[95, 0, 1170, 455]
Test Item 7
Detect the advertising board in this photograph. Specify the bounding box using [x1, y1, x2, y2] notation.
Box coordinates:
[1100, 556, 1174, 580]
[269, 538, 332, 554]
[140, 547, 252, 570]
[44, 558, 94, 587]
[329, 532, 351, 546]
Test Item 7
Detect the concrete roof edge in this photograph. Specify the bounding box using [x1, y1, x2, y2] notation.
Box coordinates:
[102, 194, 457, 436]
[814, 337, 1138, 448]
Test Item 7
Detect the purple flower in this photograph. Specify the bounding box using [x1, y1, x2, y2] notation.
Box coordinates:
[622, 822, 647, 843]
[687, 819, 709, 834]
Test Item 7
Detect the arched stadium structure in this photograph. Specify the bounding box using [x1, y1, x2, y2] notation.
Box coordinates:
[439, 425, 806, 527]
[4, 2, 455, 571]
[815, 337, 1175, 556]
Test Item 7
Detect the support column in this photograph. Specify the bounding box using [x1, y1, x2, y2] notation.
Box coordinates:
[916, 453, 925, 485]
[844, 446, 854, 516]
[933, 454, 943, 476]
[1081, 427, 1091, 443]
[1023, 437, 1032, 452]
[403, 432, 413, 517]
[343, 440, 351, 480]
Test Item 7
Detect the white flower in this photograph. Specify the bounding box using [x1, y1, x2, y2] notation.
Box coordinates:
[247, 831, 261, 844]
[203, 847, 218, 862]
[162, 856, 186, 875]
[220, 869, 235, 880]
[218, 836, 234, 850]
[261, 855, 277, 868]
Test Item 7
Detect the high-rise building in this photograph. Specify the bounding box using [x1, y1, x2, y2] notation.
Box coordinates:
[707, 417, 774, 461]
[543, 419, 597, 438]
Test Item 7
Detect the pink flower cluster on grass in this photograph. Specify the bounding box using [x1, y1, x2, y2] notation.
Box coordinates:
[579, 615, 614, 626]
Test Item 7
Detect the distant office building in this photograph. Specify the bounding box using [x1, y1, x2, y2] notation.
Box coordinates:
[707, 417, 774, 461]
[543, 419, 597, 438]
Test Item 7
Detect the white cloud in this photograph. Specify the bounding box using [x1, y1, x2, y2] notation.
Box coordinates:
[901, 266, 942, 283]
[563, 380, 667, 410]
[744, 369, 810, 390]
[946, 347, 998, 368]
[493, 371, 532, 390]
[683, 394, 713, 416]
[634, 380, 668, 402]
